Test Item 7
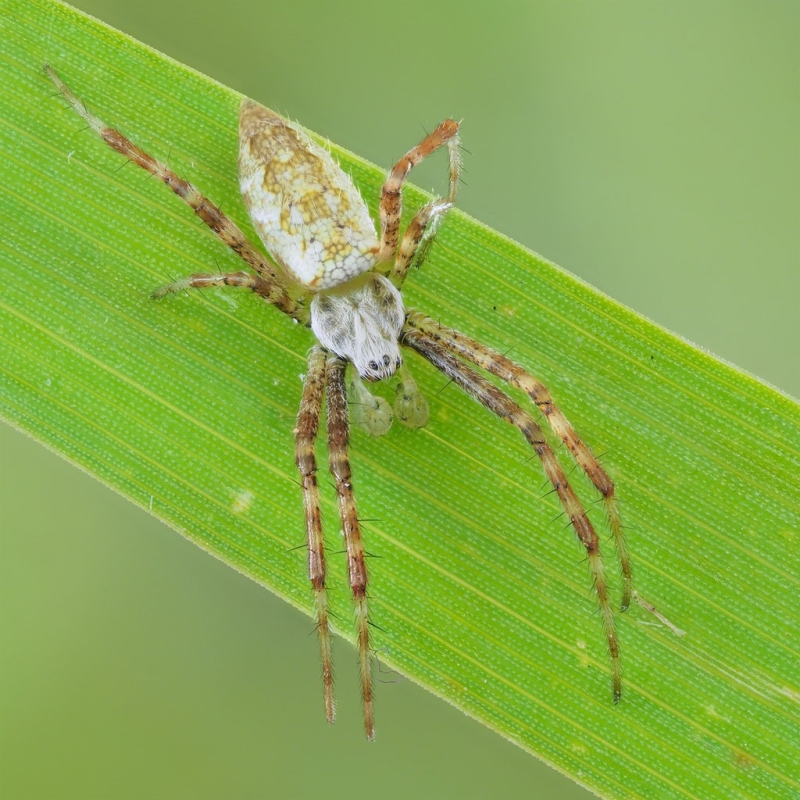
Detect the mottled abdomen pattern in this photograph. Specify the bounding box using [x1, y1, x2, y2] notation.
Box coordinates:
[239, 100, 380, 290]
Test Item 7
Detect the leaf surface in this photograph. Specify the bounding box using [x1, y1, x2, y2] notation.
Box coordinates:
[1, 2, 799, 797]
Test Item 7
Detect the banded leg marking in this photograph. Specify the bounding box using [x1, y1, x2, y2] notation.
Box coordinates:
[403, 327, 622, 702]
[326, 356, 375, 738]
[406, 311, 632, 610]
[378, 119, 461, 264]
[294, 346, 333, 722]
[45, 66, 301, 320]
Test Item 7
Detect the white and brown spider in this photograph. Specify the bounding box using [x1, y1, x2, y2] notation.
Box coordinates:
[46, 66, 632, 740]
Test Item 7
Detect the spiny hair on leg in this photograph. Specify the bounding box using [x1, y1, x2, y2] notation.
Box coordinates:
[402, 327, 623, 703]
[405, 311, 632, 611]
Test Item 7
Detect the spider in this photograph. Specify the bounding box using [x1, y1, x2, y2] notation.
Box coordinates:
[46, 65, 632, 739]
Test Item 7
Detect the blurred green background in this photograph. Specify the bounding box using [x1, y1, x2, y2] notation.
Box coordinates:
[1, 1, 797, 798]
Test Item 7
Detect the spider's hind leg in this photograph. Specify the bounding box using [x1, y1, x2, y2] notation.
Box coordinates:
[406, 312, 632, 611]
[390, 199, 455, 289]
[377, 118, 462, 283]
[45, 65, 300, 320]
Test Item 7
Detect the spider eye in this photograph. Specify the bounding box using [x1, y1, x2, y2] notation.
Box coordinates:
[368, 360, 379, 372]
[382, 354, 391, 367]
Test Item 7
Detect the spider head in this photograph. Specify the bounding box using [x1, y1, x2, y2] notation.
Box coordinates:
[362, 352, 403, 382]
[310, 273, 405, 381]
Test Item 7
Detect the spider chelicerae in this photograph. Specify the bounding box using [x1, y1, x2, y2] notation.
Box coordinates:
[46, 65, 632, 740]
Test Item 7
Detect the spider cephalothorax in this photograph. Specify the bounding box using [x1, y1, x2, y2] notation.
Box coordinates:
[47, 66, 632, 740]
[310, 273, 405, 382]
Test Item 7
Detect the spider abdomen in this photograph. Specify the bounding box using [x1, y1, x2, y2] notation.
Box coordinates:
[310, 273, 404, 381]
[239, 100, 380, 291]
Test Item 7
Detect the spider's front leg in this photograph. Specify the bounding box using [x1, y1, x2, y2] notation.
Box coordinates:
[403, 327, 622, 703]
[294, 346, 334, 724]
[406, 312, 632, 610]
[325, 356, 374, 739]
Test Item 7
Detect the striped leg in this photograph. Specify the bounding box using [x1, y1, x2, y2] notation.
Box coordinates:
[44, 66, 301, 321]
[294, 347, 334, 722]
[403, 327, 622, 703]
[390, 199, 455, 289]
[151, 270, 282, 301]
[325, 356, 375, 738]
[378, 119, 461, 264]
[406, 311, 632, 610]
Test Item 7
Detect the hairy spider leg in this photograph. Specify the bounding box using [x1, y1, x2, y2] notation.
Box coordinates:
[391, 198, 456, 289]
[151, 270, 286, 302]
[403, 327, 622, 703]
[325, 356, 375, 738]
[44, 66, 301, 320]
[406, 312, 632, 610]
[294, 346, 334, 723]
[378, 119, 461, 265]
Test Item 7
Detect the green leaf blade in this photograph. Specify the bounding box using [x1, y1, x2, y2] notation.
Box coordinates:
[2, 2, 799, 797]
